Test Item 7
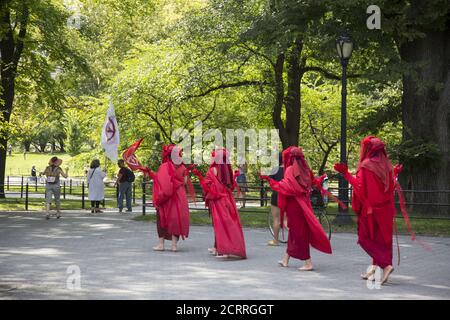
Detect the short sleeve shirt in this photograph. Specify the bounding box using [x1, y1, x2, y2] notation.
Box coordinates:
[43, 165, 64, 186]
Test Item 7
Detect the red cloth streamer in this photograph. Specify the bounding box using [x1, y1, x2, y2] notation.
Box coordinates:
[394, 180, 432, 252]
[122, 138, 153, 178]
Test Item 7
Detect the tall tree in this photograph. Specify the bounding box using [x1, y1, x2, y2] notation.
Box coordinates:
[0, 0, 87, 197]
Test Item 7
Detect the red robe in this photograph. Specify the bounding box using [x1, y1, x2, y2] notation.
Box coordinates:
[152, 162, 190, 239]
[344, 168, 395, 268]
[201, 168, 247, 258]
[267, 165, 332, 260]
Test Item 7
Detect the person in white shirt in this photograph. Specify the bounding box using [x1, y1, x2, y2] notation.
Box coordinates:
[87, 159, 106, 213]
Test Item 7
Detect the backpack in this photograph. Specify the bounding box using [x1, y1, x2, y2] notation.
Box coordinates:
[125, 169, 135, 182]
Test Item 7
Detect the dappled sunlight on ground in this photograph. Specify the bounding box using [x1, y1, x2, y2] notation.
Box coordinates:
[0, 211, 449, 299]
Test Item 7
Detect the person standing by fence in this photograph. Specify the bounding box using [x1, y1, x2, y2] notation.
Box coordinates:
[267, 152, 284, 246]
[31, 166, 37, 183]
[87, 159, 106, 213]
[116, 159, 134, 213]
[41, 156, 68, 219]
[235, 163, 248, 208]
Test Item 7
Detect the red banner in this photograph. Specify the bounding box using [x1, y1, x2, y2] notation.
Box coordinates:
[122, 138, 152, 177]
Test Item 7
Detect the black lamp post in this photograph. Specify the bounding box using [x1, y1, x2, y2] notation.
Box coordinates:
[335, 32, 354, 224]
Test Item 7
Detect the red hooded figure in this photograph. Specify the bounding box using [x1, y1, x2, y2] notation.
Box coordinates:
[151, 144, 190, 251]
[334, 136, 397, 283]
[261, 146, 332, 271]
[193, 148, 247, 259]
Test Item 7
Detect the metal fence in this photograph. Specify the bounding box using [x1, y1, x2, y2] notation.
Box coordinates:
[140, 179, 450, 219]
[1, 175, 450, 219]
[0, 175, 138, 211]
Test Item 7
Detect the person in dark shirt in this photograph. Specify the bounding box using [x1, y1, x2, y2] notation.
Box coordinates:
[116, 159, 133, 213]
[31, 166, 37, 182]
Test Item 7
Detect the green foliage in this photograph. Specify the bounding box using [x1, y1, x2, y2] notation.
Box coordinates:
[3, 0, 448, 185]
[65, 118, 83, 156]
[390, 138, 442, 171]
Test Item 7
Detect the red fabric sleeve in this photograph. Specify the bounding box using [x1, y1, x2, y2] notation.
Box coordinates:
[153, 163, 174, 206]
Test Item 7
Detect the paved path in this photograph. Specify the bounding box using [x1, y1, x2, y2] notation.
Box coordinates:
[0, 211, 449, 300]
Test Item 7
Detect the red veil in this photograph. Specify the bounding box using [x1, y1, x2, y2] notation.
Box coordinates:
[151, 144, 194, 240]
[196, 148, 247, 258]
[358, 136, 393, 193]
[355, 136, 427, 263]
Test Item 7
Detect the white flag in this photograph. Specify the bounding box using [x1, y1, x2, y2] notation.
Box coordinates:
[101, 99, 120, 162]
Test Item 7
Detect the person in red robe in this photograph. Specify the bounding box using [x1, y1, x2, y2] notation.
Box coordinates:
[261, 146, 332, 271]
[192, 148, 247, 259]
[151, 144, 191, 252]
[334, 136, 399, 284]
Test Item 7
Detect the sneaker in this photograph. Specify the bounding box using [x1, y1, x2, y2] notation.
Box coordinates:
[126, 209, 132, 213]
[56, 212, 61, 219]
[119, 208, 123, 213]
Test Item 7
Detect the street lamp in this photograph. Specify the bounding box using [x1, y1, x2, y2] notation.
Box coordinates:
[335, 32, 353, 225]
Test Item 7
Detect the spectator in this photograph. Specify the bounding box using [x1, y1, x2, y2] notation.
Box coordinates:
[267, 152, 284, 246]
[87, 159, 106, 213]
[7, 145, 12, 156]
[116, 159, 134, 213]
[31, 166, 37, 183]
[235, 163, 248, 208]
[41, 156, 68, 219]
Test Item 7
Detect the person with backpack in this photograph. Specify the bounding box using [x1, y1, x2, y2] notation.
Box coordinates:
[116, 159, 134, 213]
[87, 159, 106, 213]
[41, 156, 69, 219]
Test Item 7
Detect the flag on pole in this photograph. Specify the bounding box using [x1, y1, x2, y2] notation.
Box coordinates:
[122, 138, 152, 177]
[101, 99, 120, 162]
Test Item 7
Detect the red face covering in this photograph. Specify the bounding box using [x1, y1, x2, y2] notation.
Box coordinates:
[282, 146, 312, 189]
[358, 136, 393, 192]
[162, 144, 183, 164]
[210, 148, 233, 189]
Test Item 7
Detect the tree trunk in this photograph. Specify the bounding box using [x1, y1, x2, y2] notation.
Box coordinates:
[285, 39, 303, 147]
[399, 24, 450, 215]
[57, 137, 65, 152]
[272, 39, 303, 149]
[23, 140, 31, 152]
[318, 142, 338, 175]
[0, 35, 15, 199]
[272, 52, 289, 148]
[0, 3, 28, 198]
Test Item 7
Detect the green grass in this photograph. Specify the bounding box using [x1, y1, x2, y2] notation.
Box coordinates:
[5, 152, 86, 176]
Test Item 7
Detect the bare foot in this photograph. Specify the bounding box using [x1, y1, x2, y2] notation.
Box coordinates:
[153, 245, 165, 251]
[299, 259, 313, 271]
[215, 254, 229, 259]
[171, 246, 178, 252]
[381, 265, 394, 285]
[208, 247, 217, 255]
[278, 260, 288, 267]
[361, 265, 376, 280]
[298, 265, 314, 271]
